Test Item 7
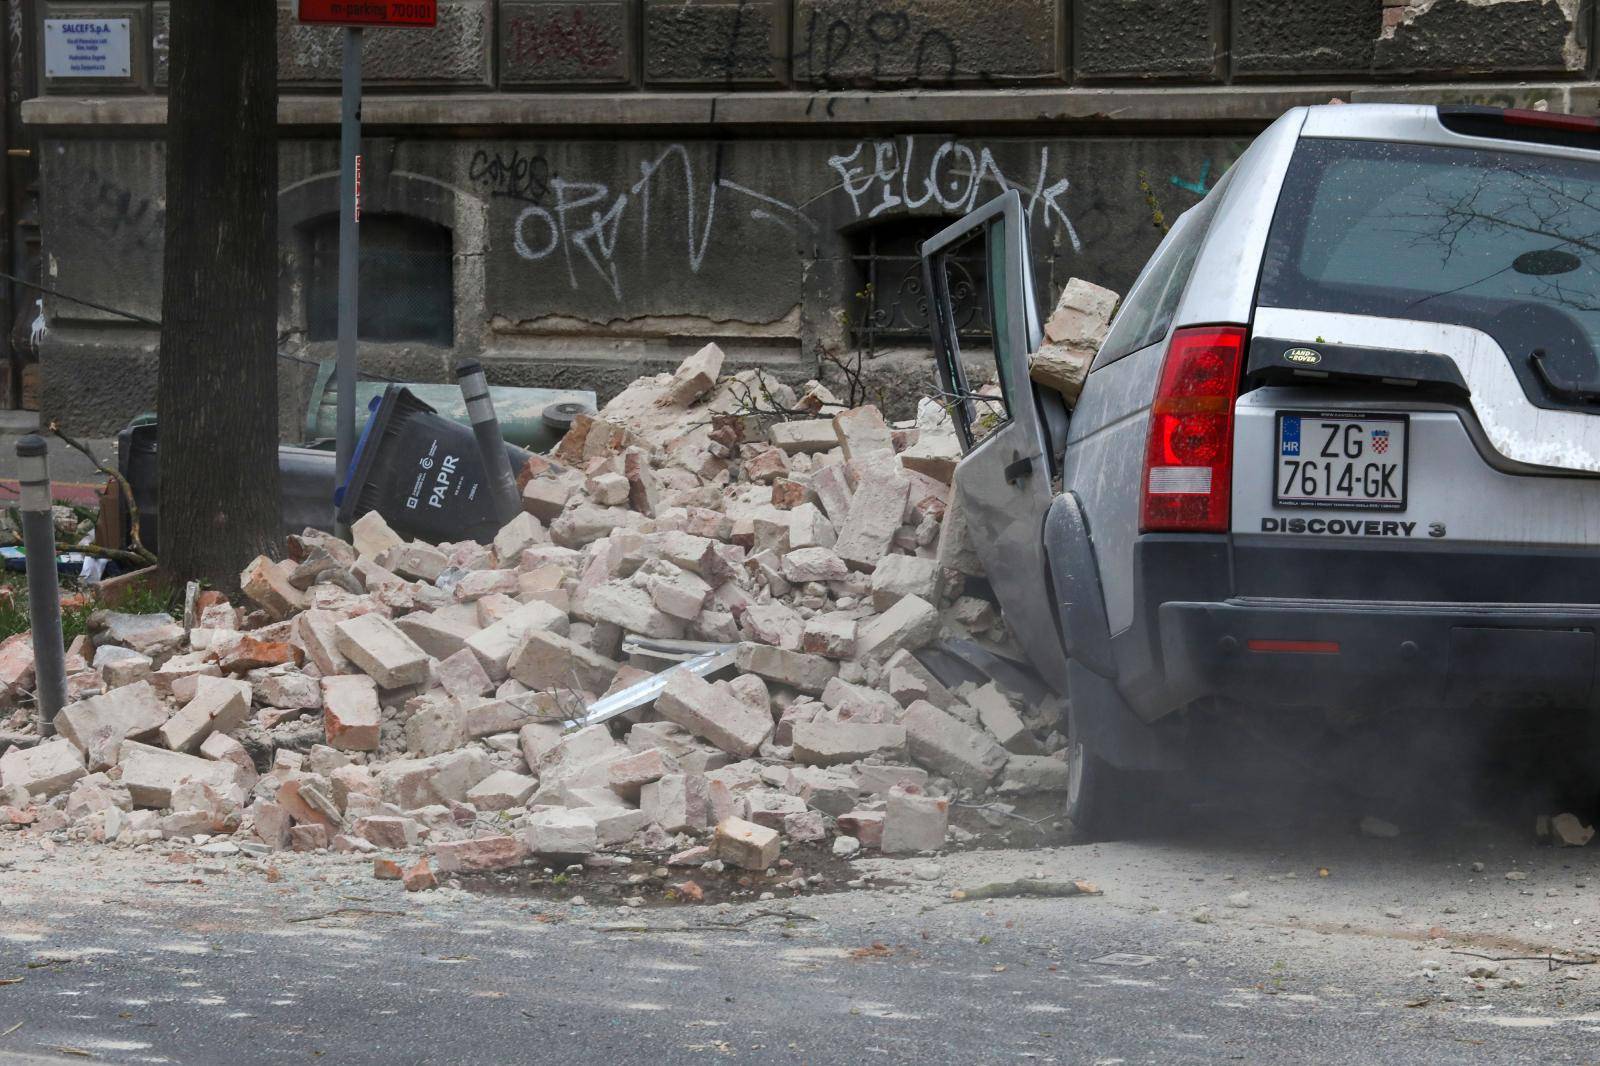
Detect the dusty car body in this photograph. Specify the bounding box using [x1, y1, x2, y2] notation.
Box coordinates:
[924, 103, 1600, 823]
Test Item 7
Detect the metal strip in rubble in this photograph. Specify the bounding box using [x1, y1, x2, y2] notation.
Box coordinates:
[561, 640, 738, 731]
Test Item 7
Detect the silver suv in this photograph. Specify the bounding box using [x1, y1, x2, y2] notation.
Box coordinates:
[923, 103, 1600, 826]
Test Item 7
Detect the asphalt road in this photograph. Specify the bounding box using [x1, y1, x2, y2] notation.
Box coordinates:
[4, 792, 1600, 1065]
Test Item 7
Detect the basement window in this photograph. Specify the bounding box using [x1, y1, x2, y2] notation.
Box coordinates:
[849, 217, 990, 352]
[306, 213, 454, 346]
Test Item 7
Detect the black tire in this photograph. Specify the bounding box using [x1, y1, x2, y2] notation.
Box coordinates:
[541, 401, 590, 435]
[1061, 706, 1164, 838]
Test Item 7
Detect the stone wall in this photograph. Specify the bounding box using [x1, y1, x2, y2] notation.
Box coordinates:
[26, 0, 1600, 435]
[48, 0, 1595, 94]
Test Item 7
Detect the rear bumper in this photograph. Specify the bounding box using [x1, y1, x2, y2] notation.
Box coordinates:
[1116, 535, 1600, 716]
[1160, 597, 1600, 712]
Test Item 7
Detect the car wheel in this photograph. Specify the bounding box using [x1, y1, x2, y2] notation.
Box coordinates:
[1061, 709, 1161, 837]
[1061, 733, 1110, 833]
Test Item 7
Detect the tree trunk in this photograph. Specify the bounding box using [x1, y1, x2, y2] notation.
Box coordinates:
[158, 2, 280, 591]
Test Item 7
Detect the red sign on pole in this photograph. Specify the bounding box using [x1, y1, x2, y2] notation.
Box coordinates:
[298, 0, 437, 27]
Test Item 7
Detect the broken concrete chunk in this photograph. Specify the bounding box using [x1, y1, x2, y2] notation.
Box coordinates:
[523, 808, 598, 857]
[465, 600, 570, 681]
[769, 420, 841, 455]
[968, 682, 1042, 755]
[714, 816, 780, 871]
[734, 642, 835, 696]
[159, 676, 252, 753]
[658, 341, 725, 408]
[335, 613, 430, 689]
[781, 547, 848, 584]
[351, 511, 404, 560]
[465, 770, 537, 811]
[0, 740, 85, 799]
[792, 720, 907, 767]
[870, 555, 942, 613]
[655, 670, 773, 758]
[904, 701, 1009, 789]
[834, 461, 910, 571]
[431, 835, 530, 873]
[998, 754, 1071, 794]
[119, 740, 240, 809]
[641, 772, 710, 833]
[832, 406, 894, 462]
[882, 787, 948, 854]
[856, 595, 941, 663]
[508, 629, 619, 695]
[493, 512, 548, 566]
[240, 557, 306, 621]
[56, 680, 170, 771]
[322, 675, 381, 752]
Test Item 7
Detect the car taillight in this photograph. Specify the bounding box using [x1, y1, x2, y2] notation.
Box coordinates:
[1140, 325, 1248, 533]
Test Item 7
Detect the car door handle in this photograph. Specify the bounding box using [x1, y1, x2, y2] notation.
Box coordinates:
[1004, 452, 1038, 484]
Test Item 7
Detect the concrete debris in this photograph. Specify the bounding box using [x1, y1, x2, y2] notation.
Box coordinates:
[1030, 277, 1118, 406]
[0, 348, 1075, 884]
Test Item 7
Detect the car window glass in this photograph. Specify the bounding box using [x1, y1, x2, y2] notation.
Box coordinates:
[985, 217, 1015, 423]
[1261, 137, 1600, 410]
[1098, 191, 1222, 366]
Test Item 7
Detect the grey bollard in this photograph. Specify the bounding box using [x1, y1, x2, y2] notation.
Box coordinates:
[455, 359, 522, 527]
[16, 435, 67, 737]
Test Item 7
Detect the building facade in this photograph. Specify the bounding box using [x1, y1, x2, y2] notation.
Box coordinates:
[15, 0, 1600, 437]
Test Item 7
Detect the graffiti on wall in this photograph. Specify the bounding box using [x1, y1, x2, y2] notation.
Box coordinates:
[827, 137, 1081, 250]
[479, 144, 815, 301]
[471, 137, 1091, 302]
[793, 5, 961, 85]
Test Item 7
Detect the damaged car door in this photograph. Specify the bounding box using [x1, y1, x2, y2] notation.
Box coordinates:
[922, 191, 1069, 693]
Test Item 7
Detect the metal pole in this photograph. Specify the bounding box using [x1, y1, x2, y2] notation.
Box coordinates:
[334, 26, 362, 531]
[455, 359, 521, 525]
[16, 434, 64, 737]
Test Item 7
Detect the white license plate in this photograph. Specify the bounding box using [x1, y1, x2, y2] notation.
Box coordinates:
[1274, 412, 1407, 511]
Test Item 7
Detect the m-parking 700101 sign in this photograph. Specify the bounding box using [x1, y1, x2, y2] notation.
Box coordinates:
[43, 19, 131, 78]
[298, 0, 437, 26]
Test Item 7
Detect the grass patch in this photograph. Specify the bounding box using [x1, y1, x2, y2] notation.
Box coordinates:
[0, 571, 181, 644]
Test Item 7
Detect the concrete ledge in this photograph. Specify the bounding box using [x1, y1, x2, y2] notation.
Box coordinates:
[21, 82, 1590, 132]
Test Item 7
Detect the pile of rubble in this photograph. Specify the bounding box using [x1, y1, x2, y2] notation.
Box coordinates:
[0, 344, 1072, 896]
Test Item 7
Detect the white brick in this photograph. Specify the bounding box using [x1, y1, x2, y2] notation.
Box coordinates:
[655, 670, 772, 758]
[118, 741, 240, 809]
[56, 681, 170, 771]
[0, 740, 85, 798]
[159, 676, 252, 753]
[882, 787, 948, 854]
[523, 808, 598, 857]
[792, 721, 906, 767]
[904, 701, 1009, 788]
[335, 614, 429, 689]
[870, 555, 942, 612]
[855, 595, 941, 663]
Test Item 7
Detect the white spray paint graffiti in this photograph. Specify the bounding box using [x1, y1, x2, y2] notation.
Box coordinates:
[511, 144, 815, 300]
[504, 137, 1082, 300]
[827, 136, 1081, 250]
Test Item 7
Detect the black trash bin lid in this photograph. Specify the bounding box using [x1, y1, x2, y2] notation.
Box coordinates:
[542, 401, 589, 434]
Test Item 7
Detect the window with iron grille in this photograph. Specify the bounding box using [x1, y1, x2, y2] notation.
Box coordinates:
[306, 213, 454, 346]
[849, 218, 990, 352]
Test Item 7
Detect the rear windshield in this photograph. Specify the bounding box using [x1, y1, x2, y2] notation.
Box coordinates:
[1260, 137, 1600, 405]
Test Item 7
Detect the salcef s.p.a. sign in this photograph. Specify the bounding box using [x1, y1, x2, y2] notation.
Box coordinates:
[297, 0, 436, 27]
